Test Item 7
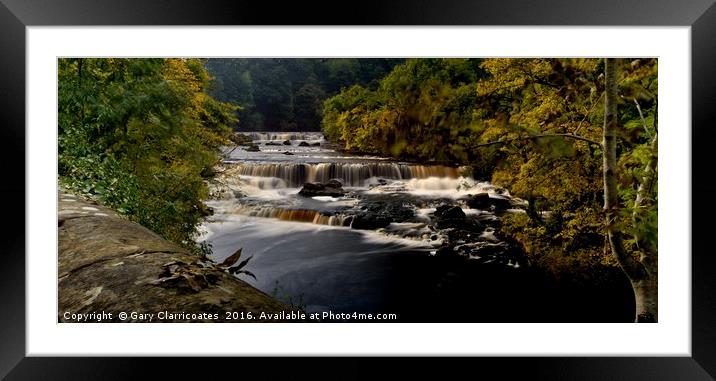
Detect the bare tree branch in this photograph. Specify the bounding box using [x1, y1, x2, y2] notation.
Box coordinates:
[632, 98, 652, 139]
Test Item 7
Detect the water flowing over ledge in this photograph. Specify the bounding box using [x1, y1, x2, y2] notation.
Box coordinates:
[233, 162, 465, 188]
[242, 131, 325, 142]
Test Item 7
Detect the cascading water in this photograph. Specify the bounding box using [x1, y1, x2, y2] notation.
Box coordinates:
[241, 131, 325, 142]
[242, 175, 288, 190]
[201, 132, 533, 322]
[233, 162, 464, 187]
[232, 205, 351, 226]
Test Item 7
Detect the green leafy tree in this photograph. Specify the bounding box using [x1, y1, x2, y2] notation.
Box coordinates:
[321, 57, 658, 321]
[58, 58, 237, 254]
[293, 83, 326, 131]
[322, 58, 485, 162]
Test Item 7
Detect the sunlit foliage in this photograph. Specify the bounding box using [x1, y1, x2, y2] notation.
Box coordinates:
[58, 58, 237, 254]
[322, 58, 658, 277]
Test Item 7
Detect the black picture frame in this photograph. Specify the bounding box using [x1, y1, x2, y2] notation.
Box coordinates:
[1, 0, 714, 379]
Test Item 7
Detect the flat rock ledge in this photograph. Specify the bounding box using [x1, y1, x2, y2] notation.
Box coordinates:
[58, 189, 297, 322]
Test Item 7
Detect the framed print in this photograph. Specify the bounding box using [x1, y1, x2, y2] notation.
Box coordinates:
[2, 0, 715, 379]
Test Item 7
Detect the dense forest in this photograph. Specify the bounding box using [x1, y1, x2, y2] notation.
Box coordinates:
[205, 58, 403, 131]
[322, 58, 658, 321]
[58, 57, 658, 322]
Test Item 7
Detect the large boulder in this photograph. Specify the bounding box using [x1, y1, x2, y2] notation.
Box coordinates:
[351, 213, 393, 230]
[364, 200, 414, 221]
[350, 200, 415, 230]
[298, 141, 310, 147]
[433, 205, 466, 229]
[434, 205, 466, 220]
[244, 145, 260, 152]
[489, 195, 512, 210]
[298, 180, 347, 198]
[465, 193, 513, 211]
[465, 193, 491, 209]
[282, 140, 292, 145]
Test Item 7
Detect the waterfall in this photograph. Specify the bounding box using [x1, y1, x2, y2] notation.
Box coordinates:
[234, 205, 351, 226]
[242, 176, 288, 190]
[233, 162, 463, 187]
[240, 132, 324, 141]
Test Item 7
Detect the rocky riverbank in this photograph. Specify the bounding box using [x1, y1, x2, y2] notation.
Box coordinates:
[209, 168, 530, 269]
[58, 188, 296, 322]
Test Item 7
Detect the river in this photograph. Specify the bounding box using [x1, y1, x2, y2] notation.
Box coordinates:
[200, 132, 634, 322]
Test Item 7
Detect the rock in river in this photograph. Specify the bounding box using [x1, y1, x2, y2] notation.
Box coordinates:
[298, 180, 347, 198]
[489, 195, 513, 210]
[434, 204, 466, 220]
[465, 192, 513, 211]
[465, 192, 491, 209]
[351, 213, 394, 230]
[432, 205, 466, 229]
[351, 199, 415, 230]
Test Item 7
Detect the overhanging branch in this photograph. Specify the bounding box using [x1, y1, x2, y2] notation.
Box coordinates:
[474, 133, 602, 148]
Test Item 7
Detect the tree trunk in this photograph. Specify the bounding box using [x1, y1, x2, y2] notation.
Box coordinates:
[602, 58, 657, 322]
[632, 133, 658, 322]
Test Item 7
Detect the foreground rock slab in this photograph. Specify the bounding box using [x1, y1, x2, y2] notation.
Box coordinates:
[58, 189, 296, 322]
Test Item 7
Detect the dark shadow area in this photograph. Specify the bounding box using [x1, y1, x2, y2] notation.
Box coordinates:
[381, 251, 635, 322]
